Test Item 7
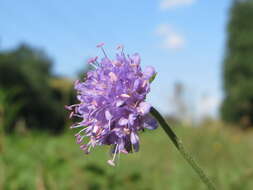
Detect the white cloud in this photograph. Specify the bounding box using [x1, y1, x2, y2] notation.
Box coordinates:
[160, 0, 196, 10]
[156, 24, 185, 50]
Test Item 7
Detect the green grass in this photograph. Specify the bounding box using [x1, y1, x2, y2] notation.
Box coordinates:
[1, 124, 253, 190]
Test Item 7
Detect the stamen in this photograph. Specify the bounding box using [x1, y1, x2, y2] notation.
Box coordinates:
[96, 42, 105, 48]
[112, 144, 119, 162]
[120, 94, 130, 98]
[107, 144, 119, 167]
[89, 63, 98, 69]
[101, 47, 108, 58]
[108, 119, 111, 130]
[77, 128, 87, 134]
[117, 44, 124, 54]
[70, 124, 83, 129]
[69, 111, 74, 118]
[88, 145, 92, 152]
[109, 72, 118, 81]
[107, 159, 116, 167]
[96, 42, 108, 58]
[65, 104, 79, 110]
[72, 113, 83, 118]
[76, 135, 84, 144]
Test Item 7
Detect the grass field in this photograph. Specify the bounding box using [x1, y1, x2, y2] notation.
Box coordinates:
[1, 124, 253, 190]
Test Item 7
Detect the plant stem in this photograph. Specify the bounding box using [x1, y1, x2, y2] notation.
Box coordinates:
[150, 107, 216, 190]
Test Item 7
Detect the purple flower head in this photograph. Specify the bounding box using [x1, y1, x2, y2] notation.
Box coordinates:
[66, 44, 158, 166]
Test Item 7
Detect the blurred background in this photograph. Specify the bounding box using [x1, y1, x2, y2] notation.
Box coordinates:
[1, 0, 253, 189]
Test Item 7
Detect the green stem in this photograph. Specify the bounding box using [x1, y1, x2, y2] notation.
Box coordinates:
[150, 107, 216, 190]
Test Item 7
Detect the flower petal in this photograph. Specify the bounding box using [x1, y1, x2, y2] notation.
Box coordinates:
[132, 53, 141, 64]
[116, 100, 124, 107]
[144, 66, 156, 79]
[138, 102, 151, 115]
[128, 114, 137, 125]
[130, 132, 139, 152]
[105, 110, 112, 120]
[119, 118, 128, 125]
[143, 115, 158, 130]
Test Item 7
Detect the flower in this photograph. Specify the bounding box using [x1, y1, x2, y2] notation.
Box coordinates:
[66, 44, 157, 166]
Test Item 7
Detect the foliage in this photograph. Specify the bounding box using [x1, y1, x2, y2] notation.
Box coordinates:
[1, 125, 253, 190]
[221, 0, 253, 128]
[0, 89, 24, 133]
[0, 44, 73, 133]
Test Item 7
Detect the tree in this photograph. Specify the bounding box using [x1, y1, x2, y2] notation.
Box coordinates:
[0, 44, 67, 133]
[221, 0, 253, 128]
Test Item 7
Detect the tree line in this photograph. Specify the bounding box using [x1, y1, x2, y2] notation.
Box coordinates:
[221, 0, 253, 128]
[0, 44, 75, 133]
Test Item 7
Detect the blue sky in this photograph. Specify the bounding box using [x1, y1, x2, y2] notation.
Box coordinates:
[0, 0, 231, 118]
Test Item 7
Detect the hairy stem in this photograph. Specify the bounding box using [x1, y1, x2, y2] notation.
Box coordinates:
[150, 107, 216, 190]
